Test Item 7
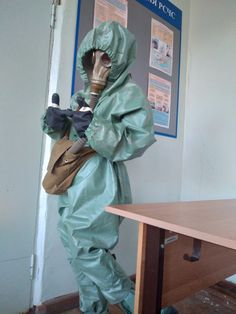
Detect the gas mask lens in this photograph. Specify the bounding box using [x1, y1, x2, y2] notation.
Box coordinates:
[101, 53, 112, 68]
[92, 51, 111, 68]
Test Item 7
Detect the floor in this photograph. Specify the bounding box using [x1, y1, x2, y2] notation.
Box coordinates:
[174, 281, 236, 313]
[61, 281, 236, 314]
[61, 304, 123, 314]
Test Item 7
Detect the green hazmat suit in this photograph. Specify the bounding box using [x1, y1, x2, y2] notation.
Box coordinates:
[42, 21, 156, 313]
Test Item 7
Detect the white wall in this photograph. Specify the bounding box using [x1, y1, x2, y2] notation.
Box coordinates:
[0, 0, 51, 312]
[181, 0, 236, 285]
[181, 0, 236, 201]
[33, 1, 79, 304]
[34, 0, 191, 304]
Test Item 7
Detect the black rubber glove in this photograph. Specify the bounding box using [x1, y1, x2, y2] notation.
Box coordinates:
[76, 96, 88, 109]
[45, 107, 72, 130]
[72, 110, 93, 137]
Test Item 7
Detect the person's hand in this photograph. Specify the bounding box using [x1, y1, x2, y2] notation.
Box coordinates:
[76, 96, 88, 109]
[72, 109, 93, 136]
[45, 107, 69, 130]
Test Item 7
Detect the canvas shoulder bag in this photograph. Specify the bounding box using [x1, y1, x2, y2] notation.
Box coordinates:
[42, 129, 95, 195]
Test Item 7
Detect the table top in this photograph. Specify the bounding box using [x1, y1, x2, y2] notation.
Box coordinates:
[106, 199, 236, 250]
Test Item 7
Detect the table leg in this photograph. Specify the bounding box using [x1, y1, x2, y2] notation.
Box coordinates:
[134, 223, 165, 314]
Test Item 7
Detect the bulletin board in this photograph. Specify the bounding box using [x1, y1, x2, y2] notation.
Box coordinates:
[71, 0, 182, 138]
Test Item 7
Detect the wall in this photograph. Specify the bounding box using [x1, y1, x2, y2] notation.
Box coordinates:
[181, 0, 236, 284]
[181, 0, 236, 201]
[34, 0, 190, 304]
[0, 0, 51, 312]
[32, 1, 79, 304]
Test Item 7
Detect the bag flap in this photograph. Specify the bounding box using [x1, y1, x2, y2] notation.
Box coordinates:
[47, 138, 74, 171]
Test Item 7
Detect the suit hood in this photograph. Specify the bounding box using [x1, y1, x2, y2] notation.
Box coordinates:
[77, 21, 137, 84]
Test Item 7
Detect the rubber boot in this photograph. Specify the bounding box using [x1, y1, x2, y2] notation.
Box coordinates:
[119, 287, 178, 314]
[81, 300, 109, 314]
[119, 289, 135, 314]
[161, 306, 178, 314]
[119, 296, 178, 314]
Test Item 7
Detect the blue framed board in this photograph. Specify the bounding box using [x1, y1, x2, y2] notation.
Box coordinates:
[71, 0, 182, 138]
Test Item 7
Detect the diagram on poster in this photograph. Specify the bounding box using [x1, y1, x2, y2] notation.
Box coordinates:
[148, 73, 171, 128]
[149, 18, 173, 76]
[93, 0, 128, 28]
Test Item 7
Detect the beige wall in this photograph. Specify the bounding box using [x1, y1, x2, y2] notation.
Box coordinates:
[0, 0, 51, 312]
[182, 0, 236, 200]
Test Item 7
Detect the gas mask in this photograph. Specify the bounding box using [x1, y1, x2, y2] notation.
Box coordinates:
[83, 50, 112, 97]
[91, 50, 111, 95]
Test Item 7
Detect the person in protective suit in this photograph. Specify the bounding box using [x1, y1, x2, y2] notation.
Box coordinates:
[42, 21, 177, 314]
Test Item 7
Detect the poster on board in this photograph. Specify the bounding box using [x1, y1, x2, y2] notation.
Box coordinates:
[93, 0, 128, 28]
[149, 18, 173, 76]
[148, 73, 172, 128]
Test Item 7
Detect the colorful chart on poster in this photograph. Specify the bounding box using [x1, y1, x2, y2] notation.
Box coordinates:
[149, 18, 173, 76]
[148, 73, 171, 128]
[94, 0, 128, 28]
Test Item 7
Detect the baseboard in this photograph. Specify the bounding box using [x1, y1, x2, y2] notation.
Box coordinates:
[34, 292, 80, 314]
[33, 275, 135, 314]
[32, 279, 236, 314]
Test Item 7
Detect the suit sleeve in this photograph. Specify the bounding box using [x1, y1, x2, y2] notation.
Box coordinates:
[85, 90, 156, 162]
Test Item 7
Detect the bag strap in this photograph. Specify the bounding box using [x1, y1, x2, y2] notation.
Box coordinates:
[63, 123, 71, 139]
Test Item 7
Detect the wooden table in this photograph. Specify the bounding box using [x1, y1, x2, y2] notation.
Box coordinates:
[106, 199, 236, 314]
